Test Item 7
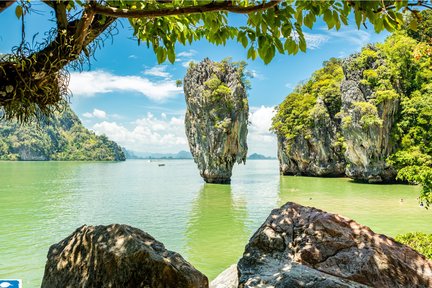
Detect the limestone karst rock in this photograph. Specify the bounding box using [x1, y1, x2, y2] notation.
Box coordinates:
[237, 202, 432, 287]
[339, 49, 398, 183]
[184, 58, 248, 184]
[41, 224, 208, 288]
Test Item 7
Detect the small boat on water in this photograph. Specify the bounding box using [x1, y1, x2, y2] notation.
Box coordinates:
[158, 163, 165, 167]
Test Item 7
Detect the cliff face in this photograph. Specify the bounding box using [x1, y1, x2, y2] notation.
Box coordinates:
[339, 50, 399, 183]
[277, 97, 345, 177]
[184, 58, 248, 184]
[274, 58, 346, 177]
[0, 104, 125, 161]
[274, 43, 406, 183]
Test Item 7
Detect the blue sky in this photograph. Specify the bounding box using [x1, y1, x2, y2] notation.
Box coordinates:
[0, 2, 389, 156]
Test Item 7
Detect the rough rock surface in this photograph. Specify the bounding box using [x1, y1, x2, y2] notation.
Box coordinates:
[41, 224, 208, 288]
[184, 58, 248, 184]
[278, 97, 345, 177]
[340, 53, 398, 183]
[238, 202, 432, 288]
[210, 264, 238, 288]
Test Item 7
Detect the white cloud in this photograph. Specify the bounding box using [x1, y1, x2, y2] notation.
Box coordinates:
[304, 33, 330, 50]
[83, 108, 107, 119]
[178, 49, 197, 58]
[143, 65, 170, 78]
[92, 113, 188, 153]
[325, 28, 371, 49]
[69, 70, 182, 101]
[248, 106, 277, 157]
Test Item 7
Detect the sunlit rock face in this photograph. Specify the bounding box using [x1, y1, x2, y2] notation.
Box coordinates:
[278, 96, 346, 177]
[184, 58, 248, 184]
[238, 202, 432, 288]
[340, 51, 398, 183]
[41, 224, 208, 288]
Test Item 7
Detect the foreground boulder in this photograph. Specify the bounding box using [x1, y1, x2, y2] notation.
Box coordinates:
[184, 58, 248, 184]
[238, 202, 432, 287]
[41, 224, 208, 288]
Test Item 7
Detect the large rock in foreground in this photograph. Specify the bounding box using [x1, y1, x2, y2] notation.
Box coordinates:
[238, 202, 432, 287]
[184, 58, 248, 184]
[41, 224, 208, 288]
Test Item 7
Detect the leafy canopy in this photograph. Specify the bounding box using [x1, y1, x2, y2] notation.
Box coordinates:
[0, 0, 431, 120]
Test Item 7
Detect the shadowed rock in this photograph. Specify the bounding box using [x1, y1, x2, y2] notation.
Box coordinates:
[184, 58, 248, 184]
[41, 224, 208, 288]
[238, 202, 432, 287]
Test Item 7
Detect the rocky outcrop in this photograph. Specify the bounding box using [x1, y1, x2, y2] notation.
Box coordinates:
[210, 264, 238, 288]
[184, 58, 248, 184]
[278, 97, 345, 177]
[0, 104, 125, 161]
[41, 224, 208, 288]
[339, 51, 398, 183]
[276, 48, 400, 183]
[238, 202, 432, 287]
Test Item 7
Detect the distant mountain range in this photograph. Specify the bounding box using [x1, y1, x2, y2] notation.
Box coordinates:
[123, 149, 275, 160]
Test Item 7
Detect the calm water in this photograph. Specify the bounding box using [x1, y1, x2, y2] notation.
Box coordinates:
[0, 160, 430, 286]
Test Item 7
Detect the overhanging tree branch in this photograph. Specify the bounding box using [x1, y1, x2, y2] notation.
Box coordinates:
[90, 0, 281, 18]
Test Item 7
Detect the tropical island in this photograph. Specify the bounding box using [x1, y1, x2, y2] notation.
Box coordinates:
[0, 1, 431, 287]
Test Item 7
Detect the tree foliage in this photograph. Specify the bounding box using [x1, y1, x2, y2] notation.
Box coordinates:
[395, 232, 432, 259]
[0, 0, 431, 120]
[272, 9, 432, 205]
[0, 104, 125, 161]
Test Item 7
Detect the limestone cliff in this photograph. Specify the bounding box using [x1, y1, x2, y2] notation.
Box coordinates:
[184, 58, 248, 184]
[274, 41, 407, 183]
[273, 58, 346, 177]
[339, 48, 399, 183]
[0, 104, 125, 161]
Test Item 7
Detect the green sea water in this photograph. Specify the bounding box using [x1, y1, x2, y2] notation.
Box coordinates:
[0, 160, 430, 286]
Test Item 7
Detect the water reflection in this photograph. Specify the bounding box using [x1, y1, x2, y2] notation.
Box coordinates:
[185, 183, 248, 279]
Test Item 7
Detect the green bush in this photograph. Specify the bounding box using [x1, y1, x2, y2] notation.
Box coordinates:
[395, 232, 432, 259]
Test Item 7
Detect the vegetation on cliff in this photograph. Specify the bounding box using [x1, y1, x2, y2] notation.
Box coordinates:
[184, 58, 248, 184]
[272, 10, 432, 204]
[0, 105, 125, 161]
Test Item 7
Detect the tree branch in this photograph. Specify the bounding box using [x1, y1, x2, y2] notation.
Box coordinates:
[90, 0, 281, 18]
[0, 0, 16, 14]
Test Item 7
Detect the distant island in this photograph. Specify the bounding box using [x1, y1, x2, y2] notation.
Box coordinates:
[0, 105, 125, 161]
[123, 150, 275, 160]
[123, 150, 193, 160]
[247, 153, 276, 160]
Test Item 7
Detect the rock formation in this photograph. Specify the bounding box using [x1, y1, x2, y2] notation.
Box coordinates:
[275, 46, 401, 183]
[41, 224, 208, 288]
[0, 104, 125, 161]
[339, 49, 398, 183]
[184, 58, 248, 184]
[237, 202, 432, 287]
[277, 97, 346, 177]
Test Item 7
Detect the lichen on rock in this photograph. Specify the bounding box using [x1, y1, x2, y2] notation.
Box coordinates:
[184, 58, 248, 184]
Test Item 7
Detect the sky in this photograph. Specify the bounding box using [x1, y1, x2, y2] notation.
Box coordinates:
[0, 2, 389, 156]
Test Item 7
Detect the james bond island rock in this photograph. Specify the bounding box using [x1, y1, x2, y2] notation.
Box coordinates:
[272, 58, 346, 177]
[184, 58, 248, 184]
[272, 27, 432, 185]
[238, 202, 432, 288]
[0, 104, 125, 161]
[41, 224, 208, 288]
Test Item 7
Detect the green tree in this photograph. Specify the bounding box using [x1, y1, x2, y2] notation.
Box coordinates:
[0, 0, 430, 121]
